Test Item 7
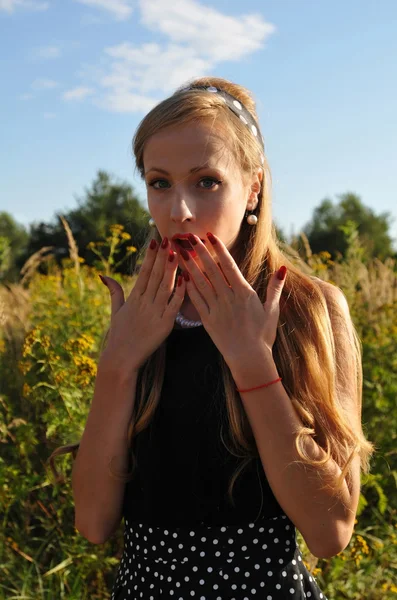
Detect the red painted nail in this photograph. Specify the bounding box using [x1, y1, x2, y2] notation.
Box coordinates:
[168, 250, 175, 262]
[183, 270, 190, 282]
[180, 247, 190, 261]
[161, 236, 169, 249]
[99, 274, 108, 287]
[188, 233, 198, 245]
[207, 232, 217, 245]
[149, 239, 157, 250]
[277, 266, 287, 280]
[177, 274, 183, 286]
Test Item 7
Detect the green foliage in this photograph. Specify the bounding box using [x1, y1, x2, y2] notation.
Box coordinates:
[296, 192, 396, 262]
[0, 212, 29, 282]
[0, 223, 396, 599]
[20, 170, 150, 276]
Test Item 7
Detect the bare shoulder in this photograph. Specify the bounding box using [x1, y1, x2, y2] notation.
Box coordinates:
[309, 276, 351, 319]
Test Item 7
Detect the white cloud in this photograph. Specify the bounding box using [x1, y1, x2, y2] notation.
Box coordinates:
[94, 91, 157, 113]
[63, 86, 95, 100]
[103, 42, 211, 94]
[74, 0, 134, 21]
[33, 45, 61, 59]
[43, 112, 56, 118]
[139, 0, 276, 62]
[31, 78, 60, 90]
[67, 0, 276, 113]
[19, 92, 34, 100]
[0, 0, 49, 12]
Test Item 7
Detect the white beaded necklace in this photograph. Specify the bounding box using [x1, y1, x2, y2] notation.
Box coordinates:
[175, 311, 203, 328]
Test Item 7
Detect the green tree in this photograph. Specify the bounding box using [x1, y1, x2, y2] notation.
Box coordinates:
[298, 192, 396, 261]
[22, 170, 150, 275]
[0, 212, 29, 282]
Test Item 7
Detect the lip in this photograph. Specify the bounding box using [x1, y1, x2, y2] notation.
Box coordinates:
[171, 233, 206, 243]
[170, 233, 203, 258]
[171, 233, 206, 255]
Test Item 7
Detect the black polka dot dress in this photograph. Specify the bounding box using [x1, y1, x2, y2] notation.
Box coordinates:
[110, 325, 328, 599]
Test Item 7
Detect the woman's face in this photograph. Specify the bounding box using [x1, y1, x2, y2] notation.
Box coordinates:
[143, 119, 258, 272]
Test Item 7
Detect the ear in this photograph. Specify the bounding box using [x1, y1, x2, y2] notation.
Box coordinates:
[247, 168, 263, 209]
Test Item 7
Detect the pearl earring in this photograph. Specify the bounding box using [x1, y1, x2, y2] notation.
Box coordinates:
[245, 210, 258, 225]
[149, 218, 156, 228]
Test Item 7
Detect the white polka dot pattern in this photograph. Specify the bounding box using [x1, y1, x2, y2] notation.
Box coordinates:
[110, 513, 328, 599]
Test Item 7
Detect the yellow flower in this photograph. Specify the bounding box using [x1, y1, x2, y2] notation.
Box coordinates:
[18, 360, 33, 375]
[41, 335, 51, 350]
[54, 371, 67, 384]
[121, 232, 131, 240]
[109, 224, 124, 234]
[22, 383, 32, 397]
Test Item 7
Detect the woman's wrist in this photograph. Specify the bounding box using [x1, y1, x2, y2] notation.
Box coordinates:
[228, 347, 279, 392]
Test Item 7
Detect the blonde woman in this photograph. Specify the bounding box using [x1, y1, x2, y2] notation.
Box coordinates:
[50, 78, 373, 599]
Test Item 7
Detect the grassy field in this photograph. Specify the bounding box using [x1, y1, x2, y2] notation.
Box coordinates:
[1, 224, 396, 599]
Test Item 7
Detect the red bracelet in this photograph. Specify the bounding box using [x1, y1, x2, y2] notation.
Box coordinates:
[236, 377, 282, 394]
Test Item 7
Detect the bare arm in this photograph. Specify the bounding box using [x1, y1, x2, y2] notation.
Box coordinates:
[71, 238, 186, 544]
[72, 362, 138, 544]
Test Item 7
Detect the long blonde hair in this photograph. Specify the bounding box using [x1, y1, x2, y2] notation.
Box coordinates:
[49, 77, 374, 511]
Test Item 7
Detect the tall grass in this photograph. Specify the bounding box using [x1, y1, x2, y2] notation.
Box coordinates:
[0, 220, 396, 599]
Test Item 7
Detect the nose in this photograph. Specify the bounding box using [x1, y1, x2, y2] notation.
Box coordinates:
[170, 190, 196, 225]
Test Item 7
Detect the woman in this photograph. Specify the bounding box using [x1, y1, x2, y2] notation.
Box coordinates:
[50, 77, 374, 599]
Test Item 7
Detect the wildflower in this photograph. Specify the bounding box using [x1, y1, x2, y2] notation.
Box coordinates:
[22, 383, 32, 397]
[109, 224, 124, 233]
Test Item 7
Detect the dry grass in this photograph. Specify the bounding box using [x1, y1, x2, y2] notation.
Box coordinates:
[58, 215, 84, 297]
[19, 246, 54, 287]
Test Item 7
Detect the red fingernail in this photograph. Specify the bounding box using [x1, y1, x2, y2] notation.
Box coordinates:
[150, 239, 157, 250]
[168, 250, 175, 263]
[177, 275, 183, 286]
[99, 274, 108, 287]
[277, 266, 287, 280]
[183, 270, 190, 282]
[180, 248, 190, 261]
[161, 237, 168, 249]
[188, 233, 198, 245]
[207, 232, 217, 245]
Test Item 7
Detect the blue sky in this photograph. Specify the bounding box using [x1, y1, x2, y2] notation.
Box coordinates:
[1, 0, 396, 248]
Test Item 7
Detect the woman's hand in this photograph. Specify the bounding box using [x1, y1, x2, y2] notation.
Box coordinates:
[99, 238, 186, 376]
[177, 232, 287, 369]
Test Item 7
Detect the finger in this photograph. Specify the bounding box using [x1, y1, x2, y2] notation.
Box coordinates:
[203, 232, 251, 294]
[176, 244, 217, 307]
[100, 275, 125, 318]
[144, 237, 171, 303]
[265, 267, 287, 311]
[153, 249, 183, 306]
[183, 270, 209, 317]
[164, 269, 187, 319]
[131, 238, 160, 297]
[184, 234, 231, 298]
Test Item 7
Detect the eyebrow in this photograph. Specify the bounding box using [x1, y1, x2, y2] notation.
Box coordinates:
[144, 165, 217, 176]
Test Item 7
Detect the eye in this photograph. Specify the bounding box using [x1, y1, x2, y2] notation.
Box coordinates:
[148, 179, 170, 190]
[198, 177, 222, 190]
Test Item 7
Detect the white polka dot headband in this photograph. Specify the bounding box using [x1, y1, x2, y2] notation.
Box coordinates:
[180, 85, 265, 164]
